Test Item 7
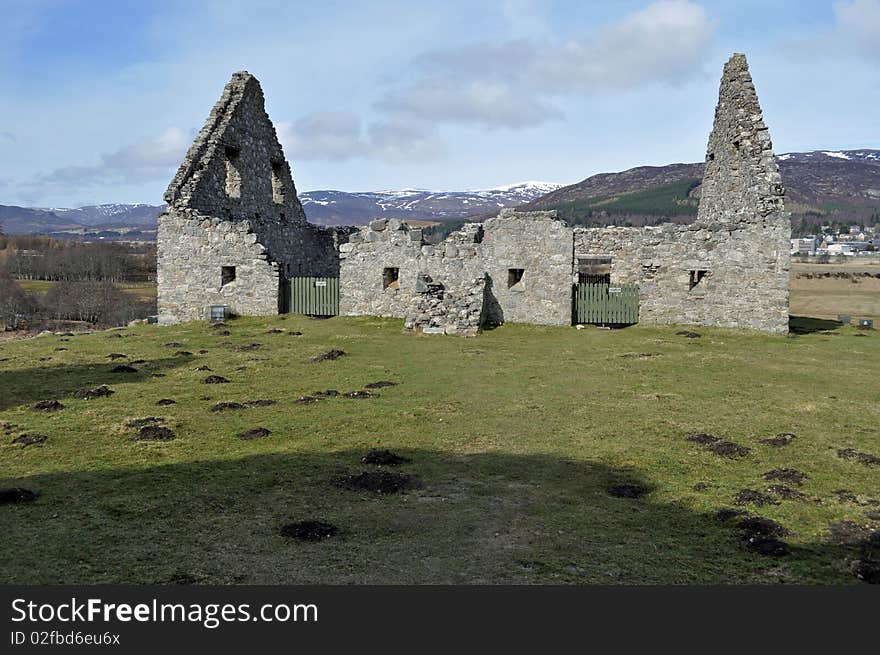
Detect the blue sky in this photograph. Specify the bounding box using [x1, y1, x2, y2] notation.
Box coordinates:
[1, 0, 878, 207]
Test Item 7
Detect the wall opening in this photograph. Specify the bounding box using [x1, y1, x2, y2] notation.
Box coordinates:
[383, 267, 400, 289]
[577, 255, 612, 285]
[271, 161, 285, 205]
[507, 268, 525, 289]
[689, 269, 707, 290]
[221, 266, 237, 287]
[225, 147, 242, 198]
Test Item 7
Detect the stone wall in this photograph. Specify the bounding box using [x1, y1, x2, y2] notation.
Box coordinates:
[158, 71, 340, 325]
[339, 210, 573, 332]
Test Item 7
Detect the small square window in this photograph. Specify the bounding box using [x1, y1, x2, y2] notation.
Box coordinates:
[508, 268, 524, 289]
[383, 267, 400, 289]
[689, 270, 707, 290]
[221, 266, 236, 286]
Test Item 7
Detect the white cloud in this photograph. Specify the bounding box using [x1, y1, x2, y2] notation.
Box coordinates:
[377, 0, 714, 128]
[833, 0, 880, 57]
[279, 112, 443, 163]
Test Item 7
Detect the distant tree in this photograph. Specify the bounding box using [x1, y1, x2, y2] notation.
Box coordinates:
[0, 274, 37, 330]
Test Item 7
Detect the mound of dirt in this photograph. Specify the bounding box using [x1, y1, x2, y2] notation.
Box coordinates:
[107, 353, 127, 359]
[12, 433, 47, 447]
[280, 521, 338, 542]
[195, 366, 213, 372]
[335, 471, 421, 494]
[362, 449, 410, 466]
[763, 468, 808, 486]
[693, 482, 712, 491]
[307, 349, 346, 363]
[288, 331, 303, 336]
[295, 396, 320, 405]
[735, 489, 779, 507]
[676, 330, 701, 338]
[855, 559, 880, 584]
[125, 417, 164, 429]
[163, 342, 184, 348]
[238, 427, 271, 440]
[234, 343, 262, 351]
[826, 520, 875, 545]
[705, 440, 750, 457]
[135, 426, 175, 441]
[266, 329, 284, 334]
[156, 399, 177, 406]
[344, 391, 378, 399]
[607, 484, 649, 498]
[364, 381, 397, 389]
[766, 485, 813, 502]
[211, 322, 228, 328]
[715, 508, 750, 522]
[198, 350, 209, 355]
[314, 390, 340, 397]
[33, 400, 64, 411]
[211, 402, 244, 412]
[735, 516, 791, 556]
[838, 448, 880, 467]
[244, 399, 276, 407]
[203, 376, 229, 384]
[111, 365, 138, 373]
[760, 432, 797, 447]
[175, 350, 193, 357]
[73, 385, 114, 400]
[686, 432, 721, 444]
[0, 487, 38, 504]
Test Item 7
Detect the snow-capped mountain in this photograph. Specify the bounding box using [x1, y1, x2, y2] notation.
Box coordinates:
[299, 181, 563, 226]
[775, 149, 880, 163]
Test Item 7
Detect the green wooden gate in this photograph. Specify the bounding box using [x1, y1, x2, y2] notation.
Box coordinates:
[573, 283, 639, 325]
[286, 276, 339, 316]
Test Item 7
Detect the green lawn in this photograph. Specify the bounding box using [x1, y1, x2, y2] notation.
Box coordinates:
[1, 316, 877, 584]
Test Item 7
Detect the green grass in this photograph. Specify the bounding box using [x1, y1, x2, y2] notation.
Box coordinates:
[549, 179, 700, 225]
[1, 316, 878, 584]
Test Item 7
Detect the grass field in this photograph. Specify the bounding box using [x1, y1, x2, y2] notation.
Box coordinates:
[1, 314, 878, 584]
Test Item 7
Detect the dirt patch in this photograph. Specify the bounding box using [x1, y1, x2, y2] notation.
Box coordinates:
[234, 343, 262, 351]
[676, 330, 701, 338]
[607, 484, 649, 498]
[211, 402, 244, 412]
[307, 349, 346, 363]
[344, 391, 378, 399]
[203, 375, 230, 384]
[280, 521, 338, 542]
[315, 390, 340, 397]
[734, 516, 791, 556]
[163, 342, 184, 348]
[364, 380, 397, 389]
[175, 350, 193, 357]
[619, 352, 660, 359]
[686, 432, 721, 444]
[838, 448, 880, 467]
[266, 329, 284, 334]
[111, 365, 138, 373]
[763, 468, 808, 486]
[135, 426, 175, 441]
[107, 353, 127, 359]
[156, 399, 177, 406]
[693, 482, 712, 491]
[0, 488, 38, 504]
[826, 520, 875, 545]
[705, 440, 750, 457]
[238, 427, 271, 440]
[12, 433, 48, 447]
[244, 399, 276, 407]
[735, 489, 779, 506]
[759, 432, 797, 447]
[33, 400, 64, 411]
[865, 510, 880, 521]
[335, 470, 421, 494]
[362, 449, 410, 466]
[715, 508, 750, 522]
[766, 485, 814, 502]
[131, 359, 146, 364]
[214, 330, 231, 336]
[73, 385, 114, 400]
[198, 350, 209, 355]
[211, 322, 228, 329]
[54, 347, 68, 351]
[295, 396, 320, 405]
[855, 560, 880, 584]
[195, 366, 213, 371]
[288, 331, 303, 336]
[125, 417, 164, 429]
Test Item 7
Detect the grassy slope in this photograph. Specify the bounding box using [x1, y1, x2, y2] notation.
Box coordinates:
[1, 316, 878, 584]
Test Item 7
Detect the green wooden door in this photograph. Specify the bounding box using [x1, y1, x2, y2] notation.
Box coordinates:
[287, 277, 339, 316]
[573, 283, 639, 325]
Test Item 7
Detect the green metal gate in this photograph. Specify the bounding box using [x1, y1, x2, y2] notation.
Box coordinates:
[573, 283, 639, 325]
[286, 276, 339, 316]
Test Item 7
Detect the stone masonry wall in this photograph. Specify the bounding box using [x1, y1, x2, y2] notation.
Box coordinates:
[158, 71, 340, 324]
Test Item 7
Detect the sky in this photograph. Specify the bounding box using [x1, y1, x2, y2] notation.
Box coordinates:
[0, 0, 878, 207]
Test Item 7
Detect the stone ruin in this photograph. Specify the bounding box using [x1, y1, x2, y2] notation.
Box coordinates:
[158, 54, 790, 334]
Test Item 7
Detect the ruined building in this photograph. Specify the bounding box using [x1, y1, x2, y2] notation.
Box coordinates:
[158, 54, 790, 334]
